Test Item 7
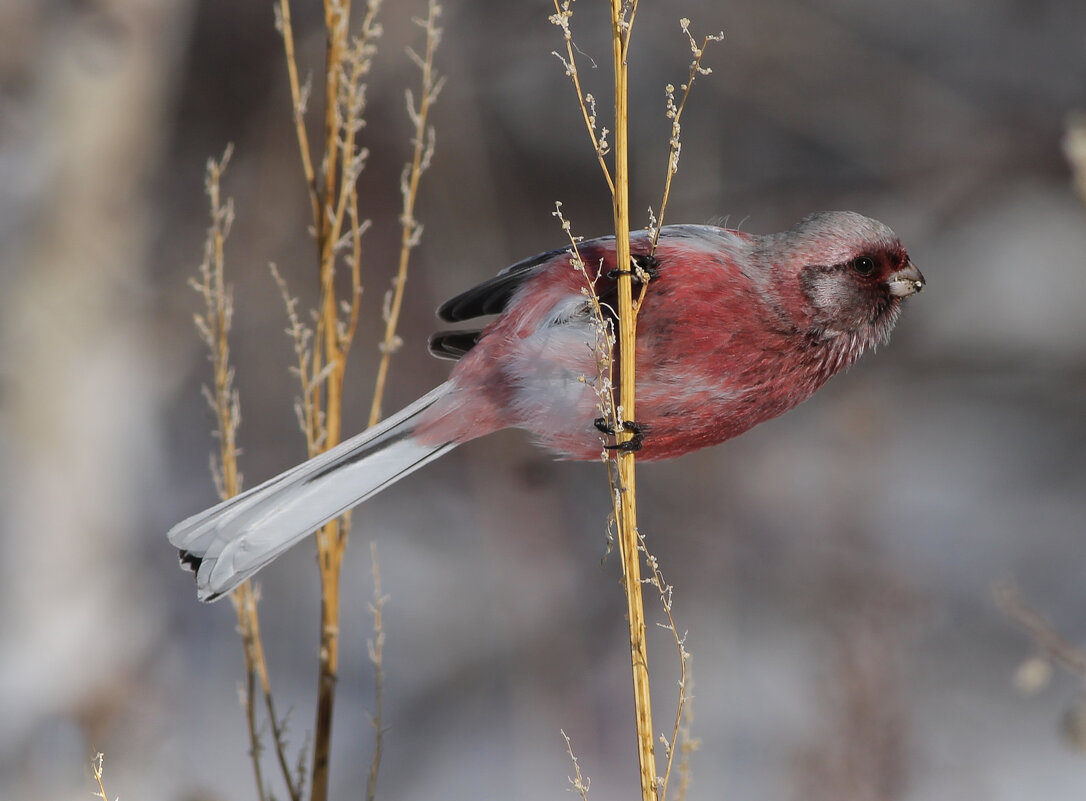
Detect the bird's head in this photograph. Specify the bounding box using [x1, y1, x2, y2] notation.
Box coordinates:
[768, 211, 925, 350]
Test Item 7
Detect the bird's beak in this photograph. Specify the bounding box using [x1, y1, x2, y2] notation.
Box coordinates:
[888, 260, 925, 298]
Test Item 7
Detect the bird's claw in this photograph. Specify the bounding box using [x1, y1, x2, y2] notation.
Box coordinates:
[594, 418, 645, 453]
[607, 436, 643, 453]
[607, 254, 660, 283]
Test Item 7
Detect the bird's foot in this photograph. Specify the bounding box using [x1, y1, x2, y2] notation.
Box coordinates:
[594, 418, 645, 453]
[607, 254, 660, 283]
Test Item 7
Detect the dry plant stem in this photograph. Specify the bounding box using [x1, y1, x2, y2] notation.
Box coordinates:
[310, 530, 341, 801]
[369, 0, 444, 426]
[552, 203, 617, 432]
[562, 730, 592, 801]
[673, 688, 698, 801]
[276, 0, 320, 227]
[650, 21, 722, 256]
[320, 1, 349, 213]
[345, 188, 366, 349]
[194, 149, 272, 801]
[199, 149, 240, 502]
[233, 585, 269, 801]
[640, 540, 693, 801]
[244, 586, 304, 801]
[608, 2, 657, 799]
[365, 542, 388, 801]
[995, 582, 1086, 678]
[91, 753, 109, 801]
[198, 152, 304, 801]
[550, 0, 614, 196]
[554, 1, 656, 797]
[273, 4, 385, 800]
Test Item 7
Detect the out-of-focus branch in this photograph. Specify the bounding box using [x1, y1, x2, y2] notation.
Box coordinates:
[191, 147, 240, 505]
[275, 0, 321, 231]
[91, 753, 109, 801]
[192, 147, 266, 801]
[308, 6, 384, 801]
[369, 0, 444, 427]
[272, 4, 387, 801]
[242, 584, 304, 801]
[269, 263, 320, 454]
[994, 581, 1086, 679]
[193, 148, 303, 801]
[1062, 114, 1086, 206]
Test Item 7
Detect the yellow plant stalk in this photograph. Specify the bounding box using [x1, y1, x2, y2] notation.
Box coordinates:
[608, 2, 657, 799]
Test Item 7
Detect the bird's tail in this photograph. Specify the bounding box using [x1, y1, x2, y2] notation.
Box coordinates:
[168, 384, 457, 601]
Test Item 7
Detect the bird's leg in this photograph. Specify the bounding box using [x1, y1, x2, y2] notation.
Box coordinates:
[600, 252, 653, 456]
[594, 418, 645, 453]
[607, 253, 659, 283]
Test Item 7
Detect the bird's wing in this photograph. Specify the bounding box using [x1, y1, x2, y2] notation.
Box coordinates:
[427, 329, 482, 360]
[436, 246, 574, 322]
[430, 227, 712, 360]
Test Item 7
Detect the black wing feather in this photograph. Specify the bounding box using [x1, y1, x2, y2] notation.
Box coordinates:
[431, 234, 648, 359]
[427, 330, 483, 361]
[436, 246, 573, 322]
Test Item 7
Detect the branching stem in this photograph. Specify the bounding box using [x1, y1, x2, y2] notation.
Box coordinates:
[650, 21, 723, 256]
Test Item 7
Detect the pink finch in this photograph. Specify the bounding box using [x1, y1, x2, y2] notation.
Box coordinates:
[170, 211, 924, 600]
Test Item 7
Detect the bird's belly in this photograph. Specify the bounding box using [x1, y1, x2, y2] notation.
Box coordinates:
[506, 325, 603, 457]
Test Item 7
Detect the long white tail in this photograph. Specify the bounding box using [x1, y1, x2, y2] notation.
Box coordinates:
[168, 384, 457, 601]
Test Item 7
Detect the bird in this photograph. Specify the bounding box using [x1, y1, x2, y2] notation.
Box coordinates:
[169, 211, 925, 601]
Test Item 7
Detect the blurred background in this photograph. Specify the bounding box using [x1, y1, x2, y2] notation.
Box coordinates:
[1, 0, 1084, 799]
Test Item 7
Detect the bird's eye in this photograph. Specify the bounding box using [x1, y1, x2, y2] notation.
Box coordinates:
[851, 256, 876, 275]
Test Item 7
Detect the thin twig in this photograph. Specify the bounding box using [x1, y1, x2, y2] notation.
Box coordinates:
[269, 263, 320, 453]
[91, 753, 110, 801]
[369, 0, 444, 427]
[275, 0, 321, 232]
[192, 147, 279, 801]
[562, 730, 592, 801]
[649, 20, 723, 256]
[232, 586, 269, 801]
[552, 202, 618, 445]
[640, 536, 693, 801]
[191, 147, 240, 502]
[550, 0, 615, 196]
[673, 683, 699, 801]
[341, 186, 367, 352]
[246, 584, 305, 801]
